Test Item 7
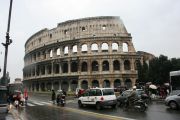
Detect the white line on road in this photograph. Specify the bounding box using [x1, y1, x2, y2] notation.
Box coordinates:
[31, 102, 44, 106]
[27, 103, 35, 107]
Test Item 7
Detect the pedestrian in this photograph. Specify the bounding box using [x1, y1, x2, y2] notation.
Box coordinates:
[52, 90, 56, 104]
[24, 88, 28, 105]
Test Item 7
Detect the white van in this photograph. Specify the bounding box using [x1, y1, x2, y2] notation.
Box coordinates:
[78, 88, 117, 110]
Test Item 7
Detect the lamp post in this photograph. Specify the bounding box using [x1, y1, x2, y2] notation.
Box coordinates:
[1, 0, 13, 86]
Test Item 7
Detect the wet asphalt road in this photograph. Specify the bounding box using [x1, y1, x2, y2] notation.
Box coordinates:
[8, 94, 180, 120]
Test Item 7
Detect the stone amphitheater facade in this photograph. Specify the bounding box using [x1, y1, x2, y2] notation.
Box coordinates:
[23, 16, 143, 92]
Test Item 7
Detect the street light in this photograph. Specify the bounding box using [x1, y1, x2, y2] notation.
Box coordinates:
[1, 0, 13, 86]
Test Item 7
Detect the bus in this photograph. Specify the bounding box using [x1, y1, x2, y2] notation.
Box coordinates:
[170, 70, 180, 94]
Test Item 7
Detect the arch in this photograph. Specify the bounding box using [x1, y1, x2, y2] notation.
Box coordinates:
[124, 79, 132, 89]
[114, 79, 121, 88]
[56, 48, 60, 56]
[81, 62, 87, 72]
[70, 80, 78, 91]
[103, 80, 110, 88]
[124, 60, 131, 70]
[92, 80, 99, 88]
[101, 43, 109, 52]
[64, 46, 68, 55]
[46, 82, 52, 91]
[82, 26, 85, 31]
[92, 61, 99, 71]
[50, 49, 53, 58]
[81, 80, 88, 89]
[53, 82, 59, 91]
[113, 60, 120, 70]
[72, 45, 77, 53]
[102, 25, 106, 30]
[102, 60, 109, 71]
[36, 83, 39, 91]
[91, 43, 98, 52]
[40, 83, 45, 91]
[81, 44, 87, 53]
[71, 61, 78, 72]
[123, 43, 128, 52]
[62, 62, 68, 73]
[61, 81, 69, 92]
[54, 64, 59, 74]
[135, 60, 141, 70]
[47, 64, 52, 74]
[112, 43, 118, 52]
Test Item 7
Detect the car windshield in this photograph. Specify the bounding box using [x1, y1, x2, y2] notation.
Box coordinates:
[102, 89, 114, 95]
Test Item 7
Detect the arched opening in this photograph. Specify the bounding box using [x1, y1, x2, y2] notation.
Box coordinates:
[114, 79, 121, 88]
[92, 61, 99, 71]
[124, 60, 131, 70]
[41, 83, 45, 91]
[72, 45, 77, 54]
[113, 60, 120, 71]
[92, 80, 99, 88]
[103, 80, 110, 88]
[112, 43, 118, 52]
[56, 48, 60, 56]
[53, 82, 59, 91]
[61, 81, 68, 92]
[70, 80, 78, 91]
[64, 46, 68, 55]
[81, 44, 87, 53]
[71, 61, 78, 72]
[135, 60, 141, 70]
[81, 62, 87, 72]
[102, 61, 109, 71]
[46, 82, 52, 91]
[123, 43, 128, 52]
[47, 64, 52, 74]
[36, 83, 39, 91]
[62, 62, 68, 73]
[50, 49, 53, 58]
[101, 43, 109, 52]
[91, 43, 98, 52]
[125, 79, 132, 89]
[81, 80, 88, 89]
[54, 64, 59, 74]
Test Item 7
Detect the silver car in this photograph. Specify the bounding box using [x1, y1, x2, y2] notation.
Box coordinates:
[165, 92, 180, 110]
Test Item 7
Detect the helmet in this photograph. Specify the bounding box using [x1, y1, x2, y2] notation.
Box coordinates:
[133, 86, 137, 90]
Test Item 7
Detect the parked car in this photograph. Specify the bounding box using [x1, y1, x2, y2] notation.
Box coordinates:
[165, 92, 180, 110]
[78, 88, 117, 110]
[117, 89, 150, 107]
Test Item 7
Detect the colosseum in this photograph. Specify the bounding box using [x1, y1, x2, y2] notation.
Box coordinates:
[23, 16, 144, 92]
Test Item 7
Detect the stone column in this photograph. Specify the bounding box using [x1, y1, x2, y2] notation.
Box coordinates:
[51, 82, 54, 90]
[131, 59, 135, 71]
[119, 42, 123, 53]
[68, 60, 71, 74]
[109, 42, 112, 54]
[59, 80, 61, 90]
[78, 80, 81, 89]
[121, 60, 124, 72]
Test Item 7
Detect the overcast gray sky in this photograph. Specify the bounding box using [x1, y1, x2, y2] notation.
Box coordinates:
[0, 0, 180, 82]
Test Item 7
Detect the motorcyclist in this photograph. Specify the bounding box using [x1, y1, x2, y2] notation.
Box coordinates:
[126, 86, 138, 107]
[56, 90, 65, 105]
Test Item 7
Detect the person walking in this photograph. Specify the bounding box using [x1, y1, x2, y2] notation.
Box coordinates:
[24, 88, 28, 105]
[52, 90, 56, 104]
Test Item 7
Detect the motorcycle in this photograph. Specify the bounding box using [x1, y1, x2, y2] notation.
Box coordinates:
[57, 94, 66, 107]
[123, 98, 147, 112]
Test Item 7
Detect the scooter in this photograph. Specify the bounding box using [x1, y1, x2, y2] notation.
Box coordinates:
[57, 94, 66, 107]
[123, 98, 147, 112]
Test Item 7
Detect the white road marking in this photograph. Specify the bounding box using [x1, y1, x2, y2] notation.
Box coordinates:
[31, 101, 44, 106]
[27, 103, 35, 106]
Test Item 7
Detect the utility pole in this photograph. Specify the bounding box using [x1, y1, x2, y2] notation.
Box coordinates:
[1, 0, 13, 86]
